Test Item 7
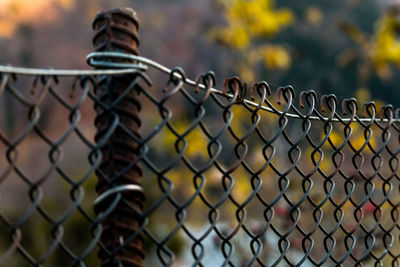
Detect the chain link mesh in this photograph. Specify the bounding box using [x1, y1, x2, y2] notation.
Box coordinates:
[0, 61, 399, 266]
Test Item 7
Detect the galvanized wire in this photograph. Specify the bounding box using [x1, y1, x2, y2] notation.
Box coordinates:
[0, 55, 399, 266]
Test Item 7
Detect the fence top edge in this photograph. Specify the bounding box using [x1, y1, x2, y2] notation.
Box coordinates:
[1, 53, 399, 123]
[0, 65, 146, 76]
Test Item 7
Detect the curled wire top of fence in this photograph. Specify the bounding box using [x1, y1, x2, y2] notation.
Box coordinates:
[1, 51, 398, 124]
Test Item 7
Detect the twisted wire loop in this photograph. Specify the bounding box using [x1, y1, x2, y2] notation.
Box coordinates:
[1, 57, 400, 266]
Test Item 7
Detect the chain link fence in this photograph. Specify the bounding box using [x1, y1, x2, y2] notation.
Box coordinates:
[1, 7, 400, 267]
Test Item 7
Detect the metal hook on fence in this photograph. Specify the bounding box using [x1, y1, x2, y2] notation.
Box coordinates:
[320, 94, 337, 113]
[276, 85, 295, 105]
[379, 104, 394, 126]
[194, 71, 215, 94]
[361, 101, 376, 121]
[249, 82, 270, 114]
[342, 98, 357, 118]
[163, 67, 186, 93]
[222, 76, 245, 103]
[250, 81, 271, 101]
[194, 71, 215, 106]
[299, 90, 317, 118]
[299, 90, 317, 109]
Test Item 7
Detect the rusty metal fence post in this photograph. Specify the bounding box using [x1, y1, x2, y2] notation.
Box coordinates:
[91, 8, 145, 267]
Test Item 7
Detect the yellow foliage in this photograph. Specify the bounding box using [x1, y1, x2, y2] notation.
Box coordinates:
[348, 123, 377, 151]
[304, 147, 331, 172]
[165, 120, 209, 158]
[259, 45, 291, 70]
[219, 0, 294, 49]
[341, 199, 354, 215]
[305, 6, 323, 25]
[231, 169, 252, 203]
[229, 105, 251, 137]
[354, 87, 370, 103]
[237, 63, 255, 82]
[374, 99, 385, 112]
[371, 13, 400, 73]
[327, 129, 342, 148]
[375, 63, 392, 79]
[319, 123, 380, 157]
[220, 25, 250, 49]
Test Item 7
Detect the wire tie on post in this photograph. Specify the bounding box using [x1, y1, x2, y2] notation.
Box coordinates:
[86, 51, 148, 70]
[94, 184, 144, 208]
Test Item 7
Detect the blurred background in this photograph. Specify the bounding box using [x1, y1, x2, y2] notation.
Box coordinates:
[1, 0, 400, 266]
[1, 0, 400, 103]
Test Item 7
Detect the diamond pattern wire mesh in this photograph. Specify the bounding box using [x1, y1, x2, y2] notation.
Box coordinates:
[0, 62, 400, 266]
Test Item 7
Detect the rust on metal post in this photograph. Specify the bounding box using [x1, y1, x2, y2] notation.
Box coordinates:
[92, 8, 145, 267]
